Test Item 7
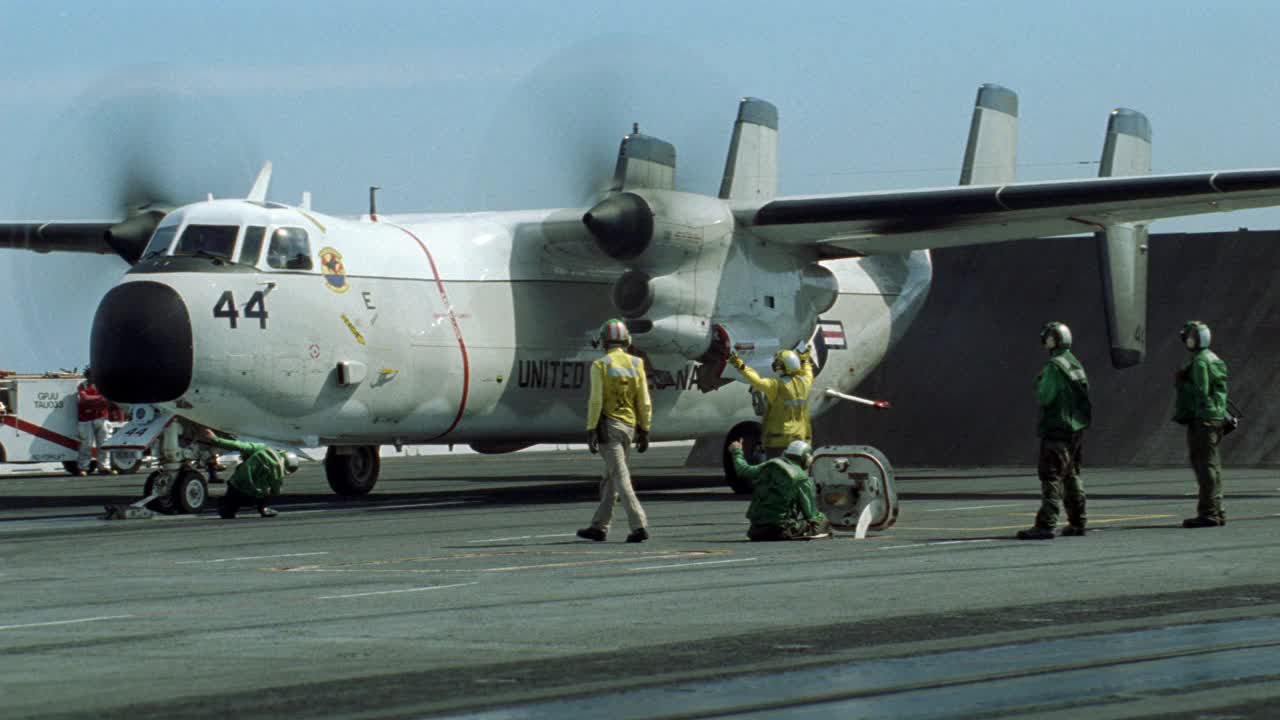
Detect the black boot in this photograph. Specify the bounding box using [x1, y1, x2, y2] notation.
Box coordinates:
[1016, 526, 1055, 540]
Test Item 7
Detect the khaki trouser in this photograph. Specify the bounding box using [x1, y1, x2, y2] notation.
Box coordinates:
[1188, 422, 1225, 522]
[1034, 431, 1086, 529]
[77, 418, 113, 471]
[590, 418, 648, 532]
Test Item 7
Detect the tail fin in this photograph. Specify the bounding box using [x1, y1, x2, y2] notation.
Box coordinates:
[611, 127, 676, 192]
[959, 84, 1018, 185]
[1096, 108, 1152, 368]
[719, 97, 778, 202]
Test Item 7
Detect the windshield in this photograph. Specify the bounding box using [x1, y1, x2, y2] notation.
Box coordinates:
[266, 227, 313, 270]
[141, 225, 179, 258]
[174, 224, 239, 260]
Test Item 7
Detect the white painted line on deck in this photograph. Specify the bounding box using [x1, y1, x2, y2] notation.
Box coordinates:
[880, 539, 998, 550]
[0, 615, 135, 631]
[924, 504, 1020, 512]
[318, 582, 478, 600]
[177, 552, 330, 565]
[371, 501, 474, 510]
[628, 557, 758, 572]
[468, 533, 576, 543]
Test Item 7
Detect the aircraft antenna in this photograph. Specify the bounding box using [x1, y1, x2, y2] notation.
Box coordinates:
[369, 186, 381, 221]
[632, 122, 640, 135]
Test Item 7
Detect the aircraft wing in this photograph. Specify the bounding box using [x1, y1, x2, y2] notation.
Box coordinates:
[743, 169, 1280, 256]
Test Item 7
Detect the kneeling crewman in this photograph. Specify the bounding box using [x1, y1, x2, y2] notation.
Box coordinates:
[198, 429, 299, 519]
[729, 438, 830, 541]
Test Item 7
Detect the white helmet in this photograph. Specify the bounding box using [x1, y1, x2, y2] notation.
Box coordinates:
[1040, 321, 1072, 351]
[783, 440, 813, 468]
[282, 452, 300, 474]
[772, 349, 802, 376]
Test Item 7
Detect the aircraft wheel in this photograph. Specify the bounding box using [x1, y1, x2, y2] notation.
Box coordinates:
[325, 445, 380, 496]
[723, 421, 764, 494]
[113, 452, 143, 475]
[173, 469, 209, 514]
[143, 470, 178, 515]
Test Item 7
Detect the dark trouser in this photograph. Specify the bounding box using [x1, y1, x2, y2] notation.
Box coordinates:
[748, 524, 788, 541]
[1188, 422, 1224, 522]
[1035, 431, 1086, 530]
[219, 485, 267, 519]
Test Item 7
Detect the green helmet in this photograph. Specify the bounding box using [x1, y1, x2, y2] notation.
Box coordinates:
[1040, 321, 1072, 350]
[1180, 321, 1211, 350]
[599, 318, 631, 347]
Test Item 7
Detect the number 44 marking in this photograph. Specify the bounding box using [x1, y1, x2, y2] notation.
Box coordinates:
[213, 290, 269, 329]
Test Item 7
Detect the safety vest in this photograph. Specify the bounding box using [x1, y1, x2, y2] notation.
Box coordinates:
[738, 355, 814, 448]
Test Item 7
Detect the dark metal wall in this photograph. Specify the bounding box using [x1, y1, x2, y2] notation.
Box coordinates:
[814, 231, 1280, 466]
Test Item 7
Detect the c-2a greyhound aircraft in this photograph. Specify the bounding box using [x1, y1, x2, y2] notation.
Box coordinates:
[5, 84, 1280, 513]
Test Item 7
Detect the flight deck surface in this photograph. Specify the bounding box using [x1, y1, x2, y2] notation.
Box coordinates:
[1, 448, 1278, 719]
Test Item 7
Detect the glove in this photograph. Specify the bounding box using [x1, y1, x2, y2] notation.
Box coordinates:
[587, 429, 600, 455]
[635, 428, 650, 454]
[728, 354, 746, 370]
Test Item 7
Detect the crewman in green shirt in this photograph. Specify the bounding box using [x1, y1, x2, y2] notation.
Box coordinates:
[1018, 322, 1092, 540]
[728, 438, 830, 541]
[1173, 321, 1230, 528]
[198, 428, 299, 519]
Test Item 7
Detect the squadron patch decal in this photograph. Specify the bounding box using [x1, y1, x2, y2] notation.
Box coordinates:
[319, 246, 349, 293]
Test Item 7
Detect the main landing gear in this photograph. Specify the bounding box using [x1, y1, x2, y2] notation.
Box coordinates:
[324, 445, 380, 495]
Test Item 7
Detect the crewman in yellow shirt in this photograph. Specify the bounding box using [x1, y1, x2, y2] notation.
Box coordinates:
[577, 319, 653, 543]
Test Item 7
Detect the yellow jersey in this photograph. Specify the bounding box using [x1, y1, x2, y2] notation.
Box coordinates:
[586, 348, 652, 432]
[737, 353, 813, 448]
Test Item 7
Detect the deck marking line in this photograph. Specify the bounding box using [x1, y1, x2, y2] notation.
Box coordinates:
[177, 552, 329, 565]
[318, 582, 478, 600]
[924, 504, 1020, 512]
[881, 540, 998, 550]
[0, 615, 135, 631]
[628, 558, 758, 572]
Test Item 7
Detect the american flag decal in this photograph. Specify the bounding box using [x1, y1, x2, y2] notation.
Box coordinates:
[818, 319, 847, 349]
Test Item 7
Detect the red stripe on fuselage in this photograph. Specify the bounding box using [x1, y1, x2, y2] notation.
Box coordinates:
[1, 415, 80, 451]
[390, 224, 470, 440]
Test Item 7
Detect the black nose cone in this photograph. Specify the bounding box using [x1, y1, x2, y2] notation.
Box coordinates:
[91, 281, 193, 403]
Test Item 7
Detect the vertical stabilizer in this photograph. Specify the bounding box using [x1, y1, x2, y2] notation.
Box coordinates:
[719, 97, 779, 202]
[1096, 108, 1153, 368]
[959, 84, 1018, 185]
[611, 129, 676, 192]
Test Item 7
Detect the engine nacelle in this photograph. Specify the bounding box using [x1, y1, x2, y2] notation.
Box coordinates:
[584, 190, 735, 359]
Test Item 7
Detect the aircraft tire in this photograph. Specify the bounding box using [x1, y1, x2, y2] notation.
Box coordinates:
[723, 421, 764, 495]
[143, 470, 178, 515]
[173, 469, 209, 514]
[114, 454, 143, 475]
[325, 445, 380, 496]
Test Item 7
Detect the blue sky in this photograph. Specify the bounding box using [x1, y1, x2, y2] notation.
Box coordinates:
[3, 0, 1280, 371]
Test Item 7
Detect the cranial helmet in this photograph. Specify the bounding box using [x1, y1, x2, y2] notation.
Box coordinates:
[1040, 321, 1073, 350]
[599, 318, 631, 348]
[282, 452, 300, 475]
[783, 440, 814, 468]
[772, 349, 802, 375]
[1180, 321, 1212, 350]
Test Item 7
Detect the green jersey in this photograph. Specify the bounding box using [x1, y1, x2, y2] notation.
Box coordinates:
[730, 447, 826, 529]
[1036, 349, 1091, 437]
[1175, 349, 1229, 424]
[210, 436, 288, 499]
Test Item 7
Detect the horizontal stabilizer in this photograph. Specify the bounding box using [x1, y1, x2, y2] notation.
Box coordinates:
[720, 97, 779, 202]
[611, 129, 676, 192]
[959, 84, 1018, 185]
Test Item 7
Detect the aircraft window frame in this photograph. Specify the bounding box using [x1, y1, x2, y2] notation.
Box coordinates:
[239, 226, 266, 266]
[173, 224, 240, 261]
[141, 225, 179, 259]
[266, 226, 313, 271]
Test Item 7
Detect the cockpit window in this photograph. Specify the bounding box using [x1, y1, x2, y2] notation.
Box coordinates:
[266, 227, 313, 270]
[174, 224, 238, 260]
[141, 225, 178, 259]
[240, 226, 266, 265]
